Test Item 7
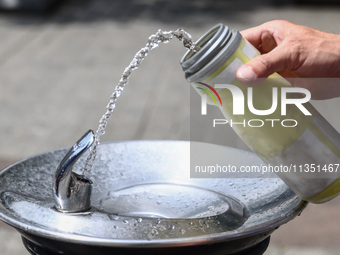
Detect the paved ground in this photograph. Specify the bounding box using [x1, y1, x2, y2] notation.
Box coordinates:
[0, 0, 340, 254]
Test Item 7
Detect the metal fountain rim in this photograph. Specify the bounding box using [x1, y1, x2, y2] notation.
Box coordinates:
[0, 200, 307, 248]
[0, 140, 308, 248]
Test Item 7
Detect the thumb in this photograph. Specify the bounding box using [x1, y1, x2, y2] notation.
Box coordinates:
[237, 47, 289, 83]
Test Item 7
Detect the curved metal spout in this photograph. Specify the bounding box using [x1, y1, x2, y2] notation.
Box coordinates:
[53, 130, 95, 213]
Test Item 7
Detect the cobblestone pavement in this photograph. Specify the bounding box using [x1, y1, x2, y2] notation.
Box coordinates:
[0, 0, 340, 254]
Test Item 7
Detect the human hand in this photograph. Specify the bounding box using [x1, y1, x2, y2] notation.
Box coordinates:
[236, 20, 340, 99]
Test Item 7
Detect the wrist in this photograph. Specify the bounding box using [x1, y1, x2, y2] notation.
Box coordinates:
[331, 34, 340, 77]
[317, 33, 340, 77]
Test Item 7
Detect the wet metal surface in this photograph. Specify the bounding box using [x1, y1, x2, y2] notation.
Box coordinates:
[0, 141, 305, 254]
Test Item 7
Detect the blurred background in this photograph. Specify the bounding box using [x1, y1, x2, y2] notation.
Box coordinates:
[0, 0, 340, 254]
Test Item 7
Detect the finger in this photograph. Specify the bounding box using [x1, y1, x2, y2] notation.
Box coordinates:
[259, 31, 277, 53]
[236, 46, 290, 83]
[240, 26, 265, 48]
[240, 22, 277, 49]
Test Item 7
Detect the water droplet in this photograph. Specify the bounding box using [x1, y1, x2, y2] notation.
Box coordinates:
[108, 215, 119, 221]
[158, 225, 167, 231]
[179, 228, 186, 234]
[147, 228, 159, 239]
[208, 206, 215, 211]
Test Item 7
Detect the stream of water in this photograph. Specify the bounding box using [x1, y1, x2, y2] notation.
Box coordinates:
[83, 28, 195, 175]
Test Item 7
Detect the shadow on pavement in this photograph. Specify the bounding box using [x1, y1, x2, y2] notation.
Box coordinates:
[0, 0, 287, 26]
[2, 0, 340, 27]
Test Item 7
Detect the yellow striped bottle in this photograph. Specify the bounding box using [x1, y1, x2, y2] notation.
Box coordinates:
[180, 24, 340, 203]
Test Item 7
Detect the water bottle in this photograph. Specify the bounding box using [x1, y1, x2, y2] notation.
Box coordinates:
[180, 23, 340, 203]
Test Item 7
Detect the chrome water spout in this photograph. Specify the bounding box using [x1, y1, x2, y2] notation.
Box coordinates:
[53, 130, 94, 213]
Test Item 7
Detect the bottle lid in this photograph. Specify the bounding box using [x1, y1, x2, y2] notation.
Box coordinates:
[180, 24, 241, 83]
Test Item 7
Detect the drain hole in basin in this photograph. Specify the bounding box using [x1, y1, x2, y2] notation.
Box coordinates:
[100, 183, 244, 220]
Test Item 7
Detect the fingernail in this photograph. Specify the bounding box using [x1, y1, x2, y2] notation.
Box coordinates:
[237, 66, 257, 81]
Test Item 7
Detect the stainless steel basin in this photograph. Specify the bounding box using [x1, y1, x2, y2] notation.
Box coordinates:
[0, 140, 307, 254]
